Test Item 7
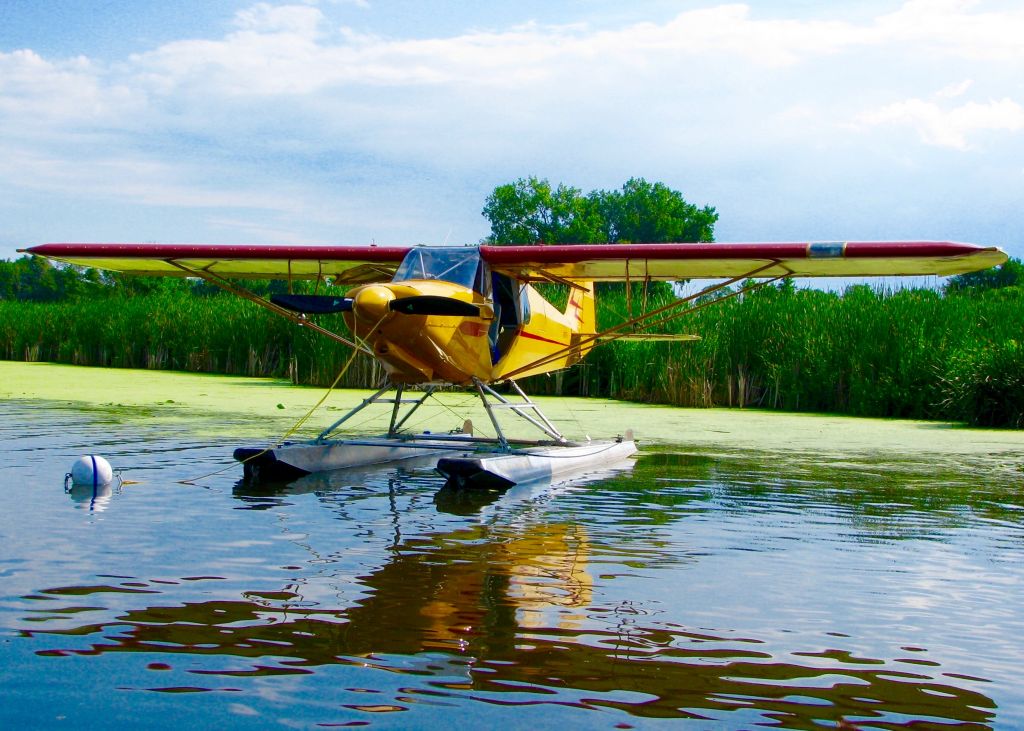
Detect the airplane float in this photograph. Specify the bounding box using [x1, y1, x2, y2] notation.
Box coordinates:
[22, 240, 1006, 488]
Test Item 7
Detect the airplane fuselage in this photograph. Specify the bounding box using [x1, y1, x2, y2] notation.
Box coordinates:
[343, 248, 595, 385]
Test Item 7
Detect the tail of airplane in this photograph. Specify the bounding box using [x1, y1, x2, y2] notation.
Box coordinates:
[565, 281, 596, 336]
[492, 280, 597, 380]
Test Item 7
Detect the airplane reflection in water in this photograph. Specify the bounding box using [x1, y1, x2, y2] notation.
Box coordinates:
[25, 478, 996, 728]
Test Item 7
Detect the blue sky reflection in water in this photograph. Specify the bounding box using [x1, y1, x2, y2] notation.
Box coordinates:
[1, 400, 1022, 729]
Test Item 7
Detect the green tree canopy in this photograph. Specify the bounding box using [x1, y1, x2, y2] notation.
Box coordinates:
[0, 256, 107, 301]
[945, 257, 1024, 295]
[590, 177, 718, 243]
[482, 176, 717, 245]
[481, 177, 603, 244]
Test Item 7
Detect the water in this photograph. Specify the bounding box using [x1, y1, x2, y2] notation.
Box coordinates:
[1, 400, 1022, 729]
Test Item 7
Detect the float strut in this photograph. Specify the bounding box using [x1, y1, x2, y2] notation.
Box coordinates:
[471, 377, 566, 450]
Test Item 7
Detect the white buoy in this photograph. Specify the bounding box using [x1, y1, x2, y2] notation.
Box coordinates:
[70, 455, 114, 487]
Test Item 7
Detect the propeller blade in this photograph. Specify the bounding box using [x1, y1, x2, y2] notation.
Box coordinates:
[270, 294, 354, 314]
[389, 295, 481, 317]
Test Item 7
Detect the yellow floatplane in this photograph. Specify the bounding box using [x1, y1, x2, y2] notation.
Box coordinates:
[23, 241, 1006, 487]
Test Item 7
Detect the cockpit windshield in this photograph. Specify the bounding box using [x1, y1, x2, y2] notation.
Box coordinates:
[392, 247, 487, 292]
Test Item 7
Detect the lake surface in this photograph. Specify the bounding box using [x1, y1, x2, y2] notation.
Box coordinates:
[1, 398, 1023, 730]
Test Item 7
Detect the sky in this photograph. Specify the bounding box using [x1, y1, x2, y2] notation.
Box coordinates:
[1, 0, 1022, 263]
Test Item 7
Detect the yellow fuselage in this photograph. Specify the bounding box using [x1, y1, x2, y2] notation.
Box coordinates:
[343, 279, 596, 385]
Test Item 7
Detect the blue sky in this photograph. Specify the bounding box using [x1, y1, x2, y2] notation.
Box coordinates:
[1, 0, 1022, 262]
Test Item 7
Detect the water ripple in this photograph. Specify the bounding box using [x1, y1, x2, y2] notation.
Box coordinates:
[1, 402, 1022, 728]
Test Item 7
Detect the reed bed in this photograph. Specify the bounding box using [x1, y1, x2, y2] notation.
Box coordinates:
[1, 283, 1021, 425]
[529, 283, 1024, 425]
[0, 292, 380, 389]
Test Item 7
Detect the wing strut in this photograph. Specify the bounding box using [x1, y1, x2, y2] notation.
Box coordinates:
[637, 274, 789, 334]
[500, 262, 788, 381]
[163, 260, 371, 355]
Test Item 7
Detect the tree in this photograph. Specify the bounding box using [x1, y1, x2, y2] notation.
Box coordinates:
[482, 177, 604, 245]
[945, 257, 1024, 295]
[0, 256, 94, 301]
[482, 176, 717, 246]
[590, 177, 718, 243]
[482, 177, 717, 306]
[0, 255, 193, 300]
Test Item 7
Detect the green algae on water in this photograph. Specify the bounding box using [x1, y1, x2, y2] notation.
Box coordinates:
[3, 361, 1023, 475]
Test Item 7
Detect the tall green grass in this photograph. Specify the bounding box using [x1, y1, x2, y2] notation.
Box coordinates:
[0, 293, 381, 388]
[940, 339, 1024, 428]
[529, 283, 1024, 425]
[2, 284, 1021, 425]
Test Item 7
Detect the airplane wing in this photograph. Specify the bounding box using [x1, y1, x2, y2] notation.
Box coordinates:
[481, 241, 1007, 281]
[22, 240, 1006, 284]
[19, 243, 412, 284]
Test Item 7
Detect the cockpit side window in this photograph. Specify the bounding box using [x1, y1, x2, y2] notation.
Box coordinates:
[392, 247, 485, 292]
[489, 273, 527, 363]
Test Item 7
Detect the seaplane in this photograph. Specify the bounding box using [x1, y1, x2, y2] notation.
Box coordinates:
[22, 240, 1006, 488]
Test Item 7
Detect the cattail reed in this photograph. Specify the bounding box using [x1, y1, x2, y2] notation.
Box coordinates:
[1, 283, 1021, 426]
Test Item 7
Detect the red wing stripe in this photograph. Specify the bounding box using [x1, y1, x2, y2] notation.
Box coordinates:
[25, 243, 412, 261]
[480, 241, 988, 263]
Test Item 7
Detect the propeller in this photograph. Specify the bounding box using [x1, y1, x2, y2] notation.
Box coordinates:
[270, 293, 353, 315]
[388, 295, 481, 317]
[273, 291, 481, 318]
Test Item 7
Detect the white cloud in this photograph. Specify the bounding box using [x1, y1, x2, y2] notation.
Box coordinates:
[874, 0, 1024, 61]
[310, 0, 370, 7]
[0, 50, 136, 123]
[5, 2, 1024, 123]
[106, 0, 1024, 101]
[233, 3, 326, 35]
[858, 96, 1024, 150]
[0, 146, 306, 211]
[935, 79, 973, 99]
